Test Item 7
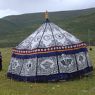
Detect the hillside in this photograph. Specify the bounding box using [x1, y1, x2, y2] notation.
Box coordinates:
[0, 8, 95, 47]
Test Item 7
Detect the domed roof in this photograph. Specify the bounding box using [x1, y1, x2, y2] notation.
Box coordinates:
[16, 20, 81, 50]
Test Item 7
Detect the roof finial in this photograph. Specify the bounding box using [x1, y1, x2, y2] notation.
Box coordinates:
[45, 10, 49, 20]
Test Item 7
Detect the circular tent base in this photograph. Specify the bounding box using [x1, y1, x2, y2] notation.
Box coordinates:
[7, 66, 93, 82]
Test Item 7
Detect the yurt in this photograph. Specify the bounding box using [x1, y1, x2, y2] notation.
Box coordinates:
[7, 12, 93, 82]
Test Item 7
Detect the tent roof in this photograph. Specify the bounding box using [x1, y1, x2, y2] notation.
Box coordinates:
[16, 20, 81, 50]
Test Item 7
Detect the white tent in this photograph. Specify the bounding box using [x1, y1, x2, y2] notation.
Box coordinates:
[7, 12, 93, 82]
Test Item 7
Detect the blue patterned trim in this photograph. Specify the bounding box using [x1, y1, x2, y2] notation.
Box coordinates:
[7, 66, 93, 82]
[12, 48, 87, 59]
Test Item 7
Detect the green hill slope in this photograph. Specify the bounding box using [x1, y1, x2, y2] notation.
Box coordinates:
[0, 8, 95, 47]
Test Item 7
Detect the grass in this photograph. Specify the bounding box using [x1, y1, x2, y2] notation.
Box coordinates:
[0, 47, 95, 95]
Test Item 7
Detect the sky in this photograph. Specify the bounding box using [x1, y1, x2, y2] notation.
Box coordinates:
[0, 0, 95, 18]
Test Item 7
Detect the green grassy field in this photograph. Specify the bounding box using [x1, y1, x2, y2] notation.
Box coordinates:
[0, 47, 95, 95]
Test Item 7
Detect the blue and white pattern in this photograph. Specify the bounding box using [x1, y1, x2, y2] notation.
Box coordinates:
[7, 19, 93, 82]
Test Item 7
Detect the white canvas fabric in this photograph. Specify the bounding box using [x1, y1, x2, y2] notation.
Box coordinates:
[16, 22, 81, 50]
[7, 19, 93, 82]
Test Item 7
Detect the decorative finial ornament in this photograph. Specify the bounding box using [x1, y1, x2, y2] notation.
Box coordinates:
[45, 10, 48, 20]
